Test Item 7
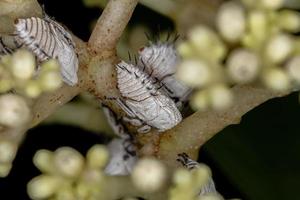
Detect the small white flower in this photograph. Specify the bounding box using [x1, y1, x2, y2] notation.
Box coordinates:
[263, 68, 291, 91]
[0, 140, 16, 163]
[217, 1, 245, 42]
[86, 144, 109, 169]
[11, 49, 35, 80]
[177, 59, 211, 88]
[265, 33, 292, 64]
[53, 147, 84, 178]
[131, 158, 167, 192]
[27, 175, 62, 200]
[261, 0, 284, 9]
[0, 94, 31, 127]
[227, 49, 260, 84]
[209, 85, 233, 110]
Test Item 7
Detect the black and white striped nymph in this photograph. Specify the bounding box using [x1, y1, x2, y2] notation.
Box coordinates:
[116, 60, 182, 132]
[13, 16, 78, 86]
[138, 40, 191, 108]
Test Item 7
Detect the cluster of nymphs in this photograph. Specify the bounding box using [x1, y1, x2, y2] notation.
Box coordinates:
[110, 36, 191, 134]
[0, 13, 79, 86]
[98, 39, 221, 199]
[100, 36, 192, 179]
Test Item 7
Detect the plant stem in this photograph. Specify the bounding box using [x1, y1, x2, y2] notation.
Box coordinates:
[88, 0, 138, 54]
[138, 85, 290, 168]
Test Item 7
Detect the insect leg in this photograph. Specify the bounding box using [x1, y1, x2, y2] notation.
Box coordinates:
[123, 116, 143, 126]
[137, 125, 151, 133]
[115, 98, 136, 118]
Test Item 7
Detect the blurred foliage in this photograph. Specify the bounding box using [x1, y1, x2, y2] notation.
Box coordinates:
[203, 92, 300, 200]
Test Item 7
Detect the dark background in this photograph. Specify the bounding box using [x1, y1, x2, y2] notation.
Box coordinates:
[1, 0, 300, 199]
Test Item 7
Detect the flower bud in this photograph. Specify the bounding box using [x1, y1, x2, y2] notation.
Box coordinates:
[248, 10, 267, 42]
[286, 56, 300, 83]
[191, 90, 209, 111]
[173, 168, 192, 186]
[0, 66, 13, 93]
[209, 85, 233, 110]
[0, 140, 16, 163]
[40, 59, 60, 72]
[132, 158, 167, 192]
[217, 1, 245, 42]
[33, 149, 54, 174]
[194, 164, 211, 188]
[39, 71, 62, 91]
[227, 49, 260, 84]
[177, 42, 194, 58]
[0, 94, 31, 127]
[53, 147, 84, 178]
[263, 68, 291, 91]
[265, 33, 292, 64]
[25, 81, 42, 98]
[86, 145, 109, 169]
[278, 10, 300, 32]
[56, 186, 76, 200]
[27, 175, 61, 200]
[0, 163, 12, 177]
[261, 0, 284, 9]
[177, 60, 211, 87]
[11, 49, 35, 80]
[188, 26, 226, 61]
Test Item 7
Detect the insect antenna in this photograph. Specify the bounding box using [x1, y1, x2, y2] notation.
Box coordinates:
[127, 51, 132, 62]
[173, 32, 180, 43]
[134, 55, 138, 65]
[144, 31, 152, 41]
[166, 30, 172, 42]
[140, 58, 146, 72]
[116, 64, 131, 74]
[156, 25, 162, 42]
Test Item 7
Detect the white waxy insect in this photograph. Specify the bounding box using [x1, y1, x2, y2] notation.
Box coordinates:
[138, 41, 191, 108]
[104, 138, 137, 176]
[177, 153, 218, 196]
[13, 16, 78, 86]
[116, 60, 182, 132]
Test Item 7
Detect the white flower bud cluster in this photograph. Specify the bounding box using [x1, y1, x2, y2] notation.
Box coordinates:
[176, 0, 300, 111]
[176, 24, 232, 111]
[0, 49, 62, 98]
[28, 145, 109, 200]
[0, 94, 31, 177]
